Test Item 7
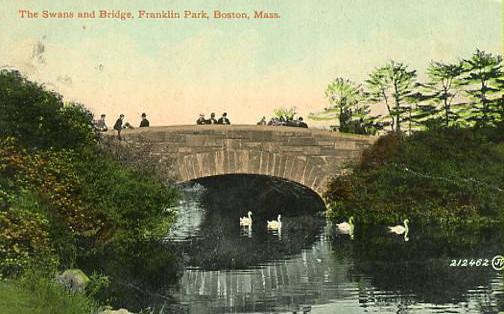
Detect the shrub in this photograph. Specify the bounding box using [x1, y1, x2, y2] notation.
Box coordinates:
[0, 70, 97, 149]
[0, 69, 179, 278]
[326, 127, 504, 228]
[72, 146, 179, 245]
[0, 192, 57, 277]
[0, 137, 179, 276]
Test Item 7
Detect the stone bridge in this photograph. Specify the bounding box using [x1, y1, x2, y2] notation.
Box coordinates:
[115, 125, 376, 197]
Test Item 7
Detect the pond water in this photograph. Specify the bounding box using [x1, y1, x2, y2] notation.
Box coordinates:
[92, 175, 504, 314]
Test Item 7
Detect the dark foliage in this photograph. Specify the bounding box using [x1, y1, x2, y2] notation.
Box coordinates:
[0, 69, 179, 278]
[0, 70, 98, 149]
[326, 128, 504, 228]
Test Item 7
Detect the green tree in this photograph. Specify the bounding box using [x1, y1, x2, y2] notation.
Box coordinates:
[309, 78, 361, 132]
[350, 101, 383, 135]
[0, 70, 97, 149]
[273, 106, 297, 121]
[415, 61, 465, 127]
[461, 49, 503, 127]
[496, 87, 504, 125]
[402, 91, 425, 134]
[366, 67, 393, 130]
[366, 61, 417, 133]
[310, 77, 381, 134]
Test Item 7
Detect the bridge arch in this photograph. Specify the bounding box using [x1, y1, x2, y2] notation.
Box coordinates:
[177, 150, 328, 196]
[113, 125, 376, 197]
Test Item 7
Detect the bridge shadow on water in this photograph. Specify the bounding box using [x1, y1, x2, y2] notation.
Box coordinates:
[191, 174, 326, 217]
[171, 174, 326, 270]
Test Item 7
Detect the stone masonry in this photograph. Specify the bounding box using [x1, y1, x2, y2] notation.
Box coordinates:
[112, 125, 376, 197]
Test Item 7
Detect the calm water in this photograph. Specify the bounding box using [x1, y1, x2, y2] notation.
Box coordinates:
[91, 175, 504, 314]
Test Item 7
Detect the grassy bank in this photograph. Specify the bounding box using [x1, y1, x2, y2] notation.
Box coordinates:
[325, 126, 504, 229]
[0, 275, 99, 314]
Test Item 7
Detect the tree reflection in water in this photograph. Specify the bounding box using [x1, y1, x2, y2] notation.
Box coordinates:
[81, 175, 504, 313]
[339, 226, 504, 308]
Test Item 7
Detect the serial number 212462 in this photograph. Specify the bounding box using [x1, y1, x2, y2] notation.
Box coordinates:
[449, 259, 489, 267]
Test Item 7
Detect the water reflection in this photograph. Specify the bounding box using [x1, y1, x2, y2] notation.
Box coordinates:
[168, 224, 503, 313]
[164, 176, 503, 313]
[344, 226, 504, 308]
[167, 176, 326, 270]
[172, 204, 325, 270]
[166, 185, 205, 240]
[84, 175, 504, 313]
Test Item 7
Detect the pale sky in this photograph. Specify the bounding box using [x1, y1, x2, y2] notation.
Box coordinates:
[0, 0, 502, 127]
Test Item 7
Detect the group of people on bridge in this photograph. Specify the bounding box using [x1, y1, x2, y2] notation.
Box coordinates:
[94, 110, 309, 140]
[94, 113, 150, 139]
[257, 116, 308, 128]
[196, 112, 231, 125]
[194, 113, 308, 128]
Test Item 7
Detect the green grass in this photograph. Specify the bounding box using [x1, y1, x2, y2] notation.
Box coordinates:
[0, 277, 99, 314]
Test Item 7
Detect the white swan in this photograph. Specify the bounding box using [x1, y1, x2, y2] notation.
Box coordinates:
[240, 211, 252, 227]
[336, 216, 354, 234]
[388, 219, 409, 235]
[267, 214, 282, 230]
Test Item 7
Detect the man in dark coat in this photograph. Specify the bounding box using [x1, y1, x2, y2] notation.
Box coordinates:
[298, 117, 308, 128]
[139, 113, 150, 127]
[217, 112, 231, 125]
[207, 112, 218, 124]
[114, 114, 125, 139]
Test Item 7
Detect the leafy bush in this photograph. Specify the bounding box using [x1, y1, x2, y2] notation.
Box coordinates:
[0, 192, 57, 277]
[326, 128, 504, 229]
[0, 69, 179, 280]
[57, 103, 99, 149]
[71, 146, 179, 245]
[0, 138, 179, 276]
[273, 106, 297, 120]
[0, 70, 97, 149]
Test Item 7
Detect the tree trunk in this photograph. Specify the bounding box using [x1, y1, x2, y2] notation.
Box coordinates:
[444, 92, 450, 127]
[393, 82, 401, 133]
[382, 91, 394, 132]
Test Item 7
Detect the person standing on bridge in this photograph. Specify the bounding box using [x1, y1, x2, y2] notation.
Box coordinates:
[217, 112, 231, 125]
[114, 114, 125, 140]
[139, 112, 150, 127]
[114, 114, 134, 140]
